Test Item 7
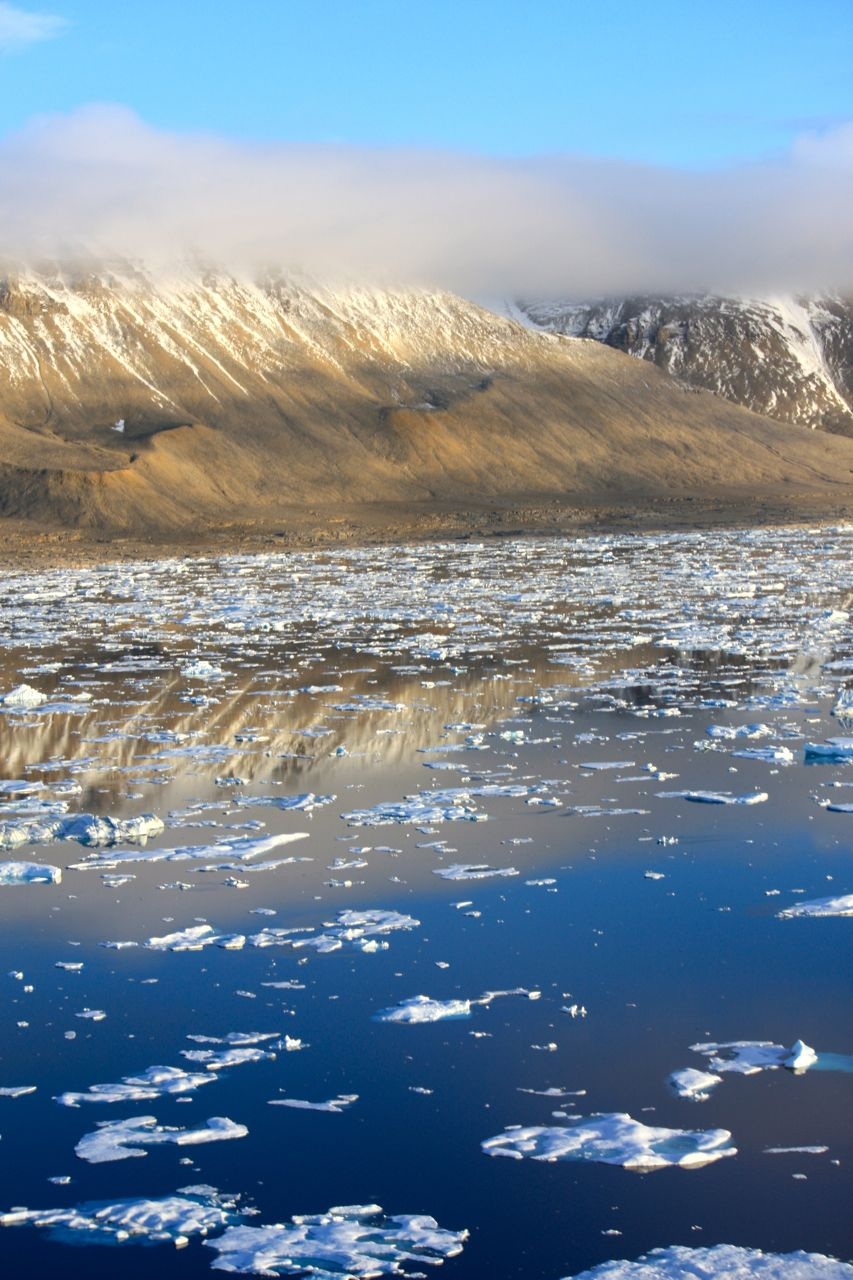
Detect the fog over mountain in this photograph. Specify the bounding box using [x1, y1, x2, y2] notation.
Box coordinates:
[1, 106, 852, 297]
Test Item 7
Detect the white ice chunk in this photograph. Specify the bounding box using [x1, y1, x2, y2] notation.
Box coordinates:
[481, 1112, 736, 1170]
[205, 1203, 467, 1275]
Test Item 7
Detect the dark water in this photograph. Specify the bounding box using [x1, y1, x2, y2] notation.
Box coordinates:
[0, 529, 851, 1278]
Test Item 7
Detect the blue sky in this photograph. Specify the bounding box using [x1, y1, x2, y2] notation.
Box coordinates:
[1, 0, 852, 167]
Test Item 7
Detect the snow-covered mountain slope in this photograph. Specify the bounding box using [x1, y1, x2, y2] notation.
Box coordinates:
[519, 295, 853, 436]
[1, 267, 853, 532]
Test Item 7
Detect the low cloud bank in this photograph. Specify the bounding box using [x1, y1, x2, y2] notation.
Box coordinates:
[2, 105, 852, 297]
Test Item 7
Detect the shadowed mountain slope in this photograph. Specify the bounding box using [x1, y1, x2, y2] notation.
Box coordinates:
[1, 269, 853, 533]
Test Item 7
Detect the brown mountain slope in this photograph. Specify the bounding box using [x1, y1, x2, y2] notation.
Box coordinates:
[1, 269, 853, 534]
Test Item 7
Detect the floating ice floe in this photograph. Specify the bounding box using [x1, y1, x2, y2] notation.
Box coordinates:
[74, 831, 308, 869]
[558, 1244, 853, 1280]
[481, 1113, 736, 1170]
[146, 925, 247, 952]
[832, 689, 853, 720]
[804, 739, 853, 762]
[706, 724, 772, 740]
[234, 792, 335, 812]
[433, 864, 519, 881]
[657, 790, 768, 805]
[376, 996, 473, 1024]
[667, 1068, 724, 1100]
[75, 1115, 248, 1163]
[0, 812, 164, 851]
[269, 1094, 358, 1113]
[777, 895, 853, 918]
[679, 1040, 819, 1093]
[732, 746, 795, 765]
[181, 660, 224, 680]
[55, 1064, 221, 1107]
[205, 1203, 467, 1276]
[376, 988, 536, 1024]
[0, 860, 61, 885]
[182, 1046, 275, 1070]
[0, 1186, 240, 1246]
[138, 907, 420, 956]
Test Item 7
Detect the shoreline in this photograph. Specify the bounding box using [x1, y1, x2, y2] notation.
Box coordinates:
[1, 492, 851, 571]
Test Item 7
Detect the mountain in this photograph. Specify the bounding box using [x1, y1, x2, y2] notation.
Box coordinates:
[1, 267, 853, 538]
[519, 294, 853, 436]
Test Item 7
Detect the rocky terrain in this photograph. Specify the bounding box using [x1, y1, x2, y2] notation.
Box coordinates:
[1, 267, 853, 546]
[519, 294, 853, 436]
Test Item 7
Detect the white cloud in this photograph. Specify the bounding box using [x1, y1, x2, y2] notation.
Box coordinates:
[0, 104, 851, 297]
[0, 2, 65, 51]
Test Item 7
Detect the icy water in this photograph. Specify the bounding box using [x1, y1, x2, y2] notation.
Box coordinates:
[0, 528, 851, 1279]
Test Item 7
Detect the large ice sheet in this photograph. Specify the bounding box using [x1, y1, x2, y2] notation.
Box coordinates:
[206, 1203, 467, 1276]
[481, 1113, 736, 1170]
